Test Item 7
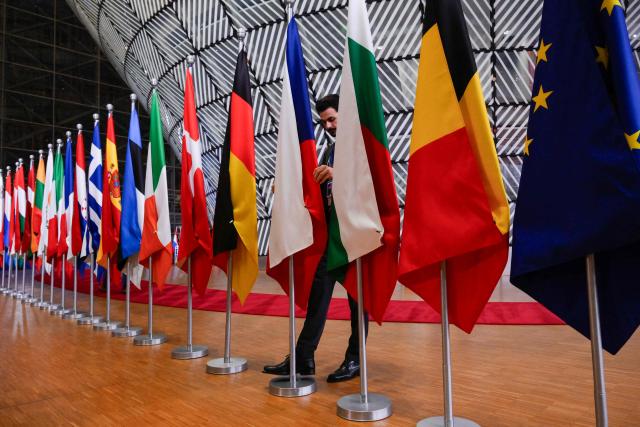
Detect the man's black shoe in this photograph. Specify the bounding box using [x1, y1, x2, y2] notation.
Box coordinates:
[262, 355, 315, 376]
[327, 360, 360, 383]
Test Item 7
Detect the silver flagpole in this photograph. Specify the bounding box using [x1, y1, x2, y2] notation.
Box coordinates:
[53, 254, 71, 316]
[172, 255, 208, 358]
[207, 253, 247, 374]
[64, 258, 86, 319]
[586, 254, 608, 427]
[337, 257, 392, 421]
[94, 255, 121, 330]
[47, 255, 60, 311]
[113, 262, 142, 337]
[26, 253, 38, 304]
[78, 253, 102, 324]
[18, 252, 28, 301]
[418, 261, 479, 427]
[0, 248, 6, 294]
[7, 251, 15, 296]
[36, 251, 49, 309]
[206, 28, 249, 375]
[12, 161, 23, 299]
[12, 252, 19, 298]
[269, 255, 316, 396]
[134, 256, 167, 345]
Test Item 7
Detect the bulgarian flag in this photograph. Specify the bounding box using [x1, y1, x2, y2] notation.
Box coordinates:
[15, 161, 26, 253]
[398, 0, 509, 332]
[178, 65, 213, 295]
[22, 156, 35, 255]
[139, 89, 173, 289]
[31, 152, 45, 255]
[55, 142, 68, 258]
[97, 108, 122, 267]
[327, 0, 400, 322]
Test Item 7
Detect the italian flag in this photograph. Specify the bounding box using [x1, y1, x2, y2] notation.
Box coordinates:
[139, 89, 173, 290]
[327, 0, 400, 322]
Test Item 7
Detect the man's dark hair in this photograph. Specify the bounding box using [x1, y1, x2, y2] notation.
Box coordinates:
[316, 94, 339, 114]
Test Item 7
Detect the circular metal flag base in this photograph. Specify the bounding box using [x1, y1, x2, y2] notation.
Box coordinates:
[269, 376, 316, 397]
[35, 301, 50, 309]
[15, 293, 27, 300]
[52, 308, 72, 317]
[7, 290, 18, 297]
[417, 417, 480, 427]
[46, 304, 61, 312]
[112, 326, 143, 338]
[337, 393, 392, 422]
[77, 315, 103, 325]
[206, 357, 248, 375]
[133, 333, 167, 346]
[63, 311, 87, 320]
[24, 297, 38, 305]
[171, 345, 209, 360]
[0, 289, 11, 295]
[93, 321, 122, 331]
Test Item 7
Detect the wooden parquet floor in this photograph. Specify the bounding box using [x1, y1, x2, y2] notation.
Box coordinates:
[0, 291, 638, 426]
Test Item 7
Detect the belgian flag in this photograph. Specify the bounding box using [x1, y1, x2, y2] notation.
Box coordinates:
[212, 48, 258, 304]
[398, 0, 510, 333]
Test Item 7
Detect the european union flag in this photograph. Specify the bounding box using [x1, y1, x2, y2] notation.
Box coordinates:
[511, 0, 640, 354]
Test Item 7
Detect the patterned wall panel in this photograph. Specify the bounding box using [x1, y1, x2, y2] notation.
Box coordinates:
[66, 0, 640, 254]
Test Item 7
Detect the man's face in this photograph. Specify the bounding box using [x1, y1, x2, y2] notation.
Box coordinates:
[319, 107, 338, 137]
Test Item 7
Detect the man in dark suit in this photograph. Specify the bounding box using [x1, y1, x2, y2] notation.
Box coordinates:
[263, 94, 368, 383]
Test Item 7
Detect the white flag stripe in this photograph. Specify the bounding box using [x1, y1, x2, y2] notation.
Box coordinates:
[268, 57, 313, 268]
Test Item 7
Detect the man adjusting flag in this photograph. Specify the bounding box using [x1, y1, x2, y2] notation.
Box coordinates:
[511, 0, 640, 354]
[139, 89, 173, 289]
[212, 47, 259, 304]
[398, 0, 510, 333]
[327, 0, 400, 322]
[120, 96, 145, 287]
[178, 63, 213, 295]
[267, 15, 327, 309]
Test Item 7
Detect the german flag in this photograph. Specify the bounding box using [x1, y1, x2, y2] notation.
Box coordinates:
[398, 0, 510, 333]
[212, 49, 258, 304]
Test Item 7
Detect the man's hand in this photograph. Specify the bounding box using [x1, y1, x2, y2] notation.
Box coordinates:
[313, 165, 333, 184]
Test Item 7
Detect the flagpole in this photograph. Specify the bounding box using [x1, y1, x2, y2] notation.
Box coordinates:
[585, 254, 608, 427]
[6, 248, 13, 296]
[25, 253, 38, 305]
[113, 261, 142, 337]
[206, 252, 248, 374]
[53, 254, 72, 316]
[337, 257, 392, 421]
[269, 254, 316, 397]
[133, 256, 167, 345]
[47, 255, 60, 312]
[11, 252, 18, 297]
[19, 252, 27, 301]
[0, 248, 6, 294]
[171, 255, 208, 358]
[94, 255, 121, 330]
[417, 261, 479, 427]
[64, 258, 86, 319]
[78, 253, 102, 324]
[35, 250, 49, 309]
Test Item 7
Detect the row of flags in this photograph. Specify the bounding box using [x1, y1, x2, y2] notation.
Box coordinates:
[1, 0, 637, 357]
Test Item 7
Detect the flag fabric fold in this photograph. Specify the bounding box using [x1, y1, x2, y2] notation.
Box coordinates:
[22, 157, 34, 256]
[510, 0, 640, 354]
[178, 66, 213, 295]
[398, 0, 510, 333]
[4, 171, 12, 256]
[15, 162, 26, 255]
[40, 146, 56, 259]
[97, 110, 122, 270]
[139, 90, 173, 290]
[64, 135, 75, 260]
[212, 49, 258, 304]
[32, 154, 45, 257]
[327, 0, 400, 322]
[120, 101, 145, 287]
[266, 16, 327, 310]
[0, 171, 4, 263]
[72, 127, 89, 263]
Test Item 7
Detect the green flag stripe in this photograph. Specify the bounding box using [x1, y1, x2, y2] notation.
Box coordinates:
[35, 180, 44, 209]
[150, 91, 166, 189]
[348, 38, 389, 151]
[326, 204, 349, 274]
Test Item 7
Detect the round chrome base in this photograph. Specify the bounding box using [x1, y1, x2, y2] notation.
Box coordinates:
[93, 320, 122, 331]
[62, 311, 87, 320]
[14, 292, 27, 300]
[171, 345, 209, 360]
[269, 376, 316, 397]
[7, 290, 18, 297]
[206, 357, 248, 375]
[35, 301, 50, 309]
[52, 308, 72, 317]
[24, 297, 38, 304]
[77, 315, 103, 325]
[417, 417, 480, 427]
[46, 304, 60, 312]
[0, 288, 11, 295]
[337, 393, 392, 422]
[133, 333, 167, 346]
[112, 326, 143, 337]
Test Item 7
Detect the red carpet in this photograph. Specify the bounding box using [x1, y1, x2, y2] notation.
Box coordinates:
[38, 271, 564, 325]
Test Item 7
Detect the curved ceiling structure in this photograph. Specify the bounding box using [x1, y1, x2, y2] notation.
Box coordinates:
[65, 0, 640, 254]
